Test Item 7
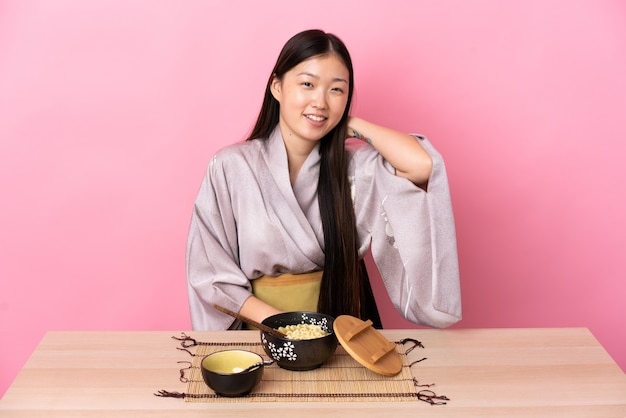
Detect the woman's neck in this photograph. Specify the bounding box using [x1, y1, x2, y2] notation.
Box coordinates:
[280, 130, 318, 186]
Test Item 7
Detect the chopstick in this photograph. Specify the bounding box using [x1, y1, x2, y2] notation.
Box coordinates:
[213, 304, 287, 338]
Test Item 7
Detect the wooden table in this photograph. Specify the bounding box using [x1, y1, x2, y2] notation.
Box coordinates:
[1, 328, 625, 417]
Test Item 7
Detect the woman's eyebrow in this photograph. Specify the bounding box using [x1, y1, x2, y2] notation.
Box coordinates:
[297, 72, 348, 84]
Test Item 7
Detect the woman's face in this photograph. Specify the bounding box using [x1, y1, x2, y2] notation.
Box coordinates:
[271, 54, 350, 147]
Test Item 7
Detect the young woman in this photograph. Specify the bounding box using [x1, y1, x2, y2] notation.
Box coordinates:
[186, 29, 461, 330]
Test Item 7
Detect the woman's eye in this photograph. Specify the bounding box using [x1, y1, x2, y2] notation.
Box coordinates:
[302, 81, 313, 87]
[331, 87, 344, 94]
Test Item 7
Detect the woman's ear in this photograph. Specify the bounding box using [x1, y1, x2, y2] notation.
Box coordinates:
[270, 75, 282, 102]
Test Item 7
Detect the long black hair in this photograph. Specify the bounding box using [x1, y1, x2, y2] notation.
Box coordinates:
[247, 29, 378, 323]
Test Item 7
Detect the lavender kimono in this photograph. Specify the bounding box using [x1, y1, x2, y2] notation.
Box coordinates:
[186, 126, 461, 330]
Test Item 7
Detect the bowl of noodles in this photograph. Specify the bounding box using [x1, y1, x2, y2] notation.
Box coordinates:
[260, 311, 338, 371]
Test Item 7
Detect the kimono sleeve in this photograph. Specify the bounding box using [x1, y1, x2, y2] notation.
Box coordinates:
[186, 155, 253, 330]
[352, 135, 462, 328]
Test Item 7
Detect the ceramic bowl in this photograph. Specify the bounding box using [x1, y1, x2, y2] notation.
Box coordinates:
[200, 350, 264, 397]
[260, 311, 338, 371]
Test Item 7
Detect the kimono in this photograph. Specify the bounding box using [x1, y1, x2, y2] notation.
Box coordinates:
[186, 126, 461, 330]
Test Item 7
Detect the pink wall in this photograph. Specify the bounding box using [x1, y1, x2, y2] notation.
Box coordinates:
[1, 0, 625, 396]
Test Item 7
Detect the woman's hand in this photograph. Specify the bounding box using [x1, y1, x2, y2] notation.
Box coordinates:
[347, 116, 433, 187]
[239, 295, 282, 324]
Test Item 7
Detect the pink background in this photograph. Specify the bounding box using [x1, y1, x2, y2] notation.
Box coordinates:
[1, 0, 625, 396]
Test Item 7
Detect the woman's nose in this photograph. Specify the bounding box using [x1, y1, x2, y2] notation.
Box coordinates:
[311, 90, 328, 109]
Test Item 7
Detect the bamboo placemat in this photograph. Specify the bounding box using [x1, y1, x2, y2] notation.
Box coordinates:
[176, 339, 425, 403]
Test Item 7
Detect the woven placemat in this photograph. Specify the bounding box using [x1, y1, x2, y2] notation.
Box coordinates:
[167, 335, 430, 403]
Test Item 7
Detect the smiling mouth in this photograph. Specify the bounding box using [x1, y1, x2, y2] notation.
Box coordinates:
[305, 114, 327, 122]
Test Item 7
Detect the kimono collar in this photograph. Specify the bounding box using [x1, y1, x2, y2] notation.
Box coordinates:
[265, 125, 321, 188]
[263, 126, 324, 248]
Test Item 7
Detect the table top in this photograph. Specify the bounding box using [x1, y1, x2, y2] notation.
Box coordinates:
[1, 328, 625, 417]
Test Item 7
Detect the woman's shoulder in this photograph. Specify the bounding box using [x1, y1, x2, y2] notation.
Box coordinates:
[210, 139, 264, 166]
[201, 141, 264, 183]
[215, 138, 262, 157]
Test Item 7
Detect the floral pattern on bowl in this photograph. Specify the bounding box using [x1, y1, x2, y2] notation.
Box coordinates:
[261, 337, 297, 362]
[260, 311, 338, 371]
